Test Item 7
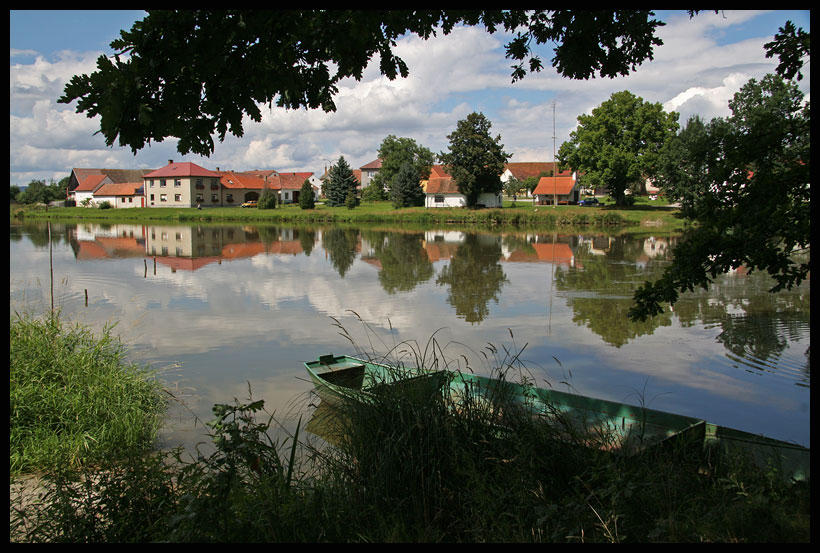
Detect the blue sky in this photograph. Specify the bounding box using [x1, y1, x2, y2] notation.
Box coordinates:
[9, 10, 811, 186]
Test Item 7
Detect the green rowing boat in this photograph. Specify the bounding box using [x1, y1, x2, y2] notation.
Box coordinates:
[304, 354, 810, 482]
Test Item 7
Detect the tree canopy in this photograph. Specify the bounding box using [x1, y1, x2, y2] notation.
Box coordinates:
[438, 112, 510, 208]
[57, 9, 668, 157]
[558, 90, 679, 206]
[372, 135, 434, 206]
[629, 74, 810, 321]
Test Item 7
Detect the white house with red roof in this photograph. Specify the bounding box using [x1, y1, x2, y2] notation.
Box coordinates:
[423, 165, 502, 208]
[93, 182, 146, 208]
[67, 167, 152, 206]
[532, 173, 580, 205]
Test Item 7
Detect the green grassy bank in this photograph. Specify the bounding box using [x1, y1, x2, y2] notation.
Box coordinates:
[9, 314, 167, 475]
[10, 198, 687, 232]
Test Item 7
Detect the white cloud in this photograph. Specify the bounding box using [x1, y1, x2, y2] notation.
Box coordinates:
[9, 11, 808, 185]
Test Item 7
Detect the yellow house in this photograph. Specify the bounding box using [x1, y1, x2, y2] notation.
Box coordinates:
[143, 160, 222, 207]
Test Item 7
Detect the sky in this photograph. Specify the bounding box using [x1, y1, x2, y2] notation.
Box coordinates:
[9, 9, 811, 187]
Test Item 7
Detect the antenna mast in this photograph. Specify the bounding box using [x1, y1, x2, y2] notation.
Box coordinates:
[552, 101, 557, 208]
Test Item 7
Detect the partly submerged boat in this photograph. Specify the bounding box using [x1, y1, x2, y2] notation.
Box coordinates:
[304, 354, 810, 482]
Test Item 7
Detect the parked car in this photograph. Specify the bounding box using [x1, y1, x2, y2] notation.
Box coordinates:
[578, 197, 599, 206]
[240, 200, 258, 208]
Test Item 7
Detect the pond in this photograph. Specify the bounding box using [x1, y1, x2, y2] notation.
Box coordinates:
[9, 220, 810, 453]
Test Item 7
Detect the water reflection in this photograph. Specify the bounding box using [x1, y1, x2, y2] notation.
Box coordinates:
[10, 220, 810, 449]
[22, 222, 809, 364]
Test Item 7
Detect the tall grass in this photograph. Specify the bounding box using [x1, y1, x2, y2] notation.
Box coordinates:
[10, 316, 810, 542]
[9, 313, 166, 475]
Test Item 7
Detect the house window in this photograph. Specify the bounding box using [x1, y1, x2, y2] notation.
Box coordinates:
[196, 193, 204, 202]
[211, 194, 219, 202]
[150, 194, 155, 201]
[160, 194, 167, 202]
[174, 194, 182, 202]
[226, 194, 233, 203]
[174, 179, 181, 187]
[160, 179, 166, 187]
[195, 179, 204, 190]
[434, 195, 444, 203]
[121, 197, 126, 203]
[211, 179, 219, 190]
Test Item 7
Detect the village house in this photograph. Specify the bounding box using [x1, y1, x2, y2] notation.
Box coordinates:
[139, 161, 320, 207]
[423, 165, 502, 208]
[359, 158, 382, 188]
[143, 161, 222, 207]
[92, 182, 145, 208]
[67, 168, 152, 206]
[532, 172, 581, 205]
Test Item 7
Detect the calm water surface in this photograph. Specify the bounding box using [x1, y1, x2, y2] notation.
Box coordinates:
[9, 221, 810, 452]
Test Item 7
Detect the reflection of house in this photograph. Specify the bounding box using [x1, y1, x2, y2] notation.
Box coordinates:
[642, 237, 669, 258]
[501, 242, 575, 268]
[580, 236, 613, 256]
[423, 165, 502, 208]
[532, 173, 580, 205]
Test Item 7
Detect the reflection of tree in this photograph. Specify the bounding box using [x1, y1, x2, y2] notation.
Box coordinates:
[322, 227, 358, 278]
[554, 235, 674, 347]
[298, 228, 316, 257]
[371, 231, 434, 294]
[672, 267, 810, 376]
[436, 234, 507, 324]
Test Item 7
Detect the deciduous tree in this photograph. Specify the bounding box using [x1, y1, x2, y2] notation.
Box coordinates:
[558, 90, 679, 206]
[438, 112, 510, 208]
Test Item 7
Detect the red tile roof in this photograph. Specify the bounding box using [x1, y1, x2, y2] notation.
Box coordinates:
[429, 165, 451, 178]
[75, 173, 109, 192]
[144, 162, 221, 178]
[360, 158, 382, 170]
[533, 175, 577, 196]
[425, 176, 460, 194]
[277, 172, 314, 190]
[95, 182, 143, 196]
[219, 171, 270, 190]
[504, 162, 572, 180]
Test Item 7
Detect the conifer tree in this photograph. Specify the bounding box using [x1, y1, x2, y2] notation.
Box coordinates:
[326, 156, 358, 207]
[299, 178, 315, 209]
[391, 161, 426, 208]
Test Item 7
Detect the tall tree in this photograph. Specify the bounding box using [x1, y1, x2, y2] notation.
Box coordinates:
[325, 156, 359, 207]
[629, 74, 810, 321]
[438, 112, 510, 208]
[558, 90, 679, 206]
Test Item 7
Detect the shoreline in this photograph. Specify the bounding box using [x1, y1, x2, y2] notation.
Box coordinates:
[10, 202, 687, 233]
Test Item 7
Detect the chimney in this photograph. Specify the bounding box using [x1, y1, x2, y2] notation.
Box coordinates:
[168, 159, 173, 165]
